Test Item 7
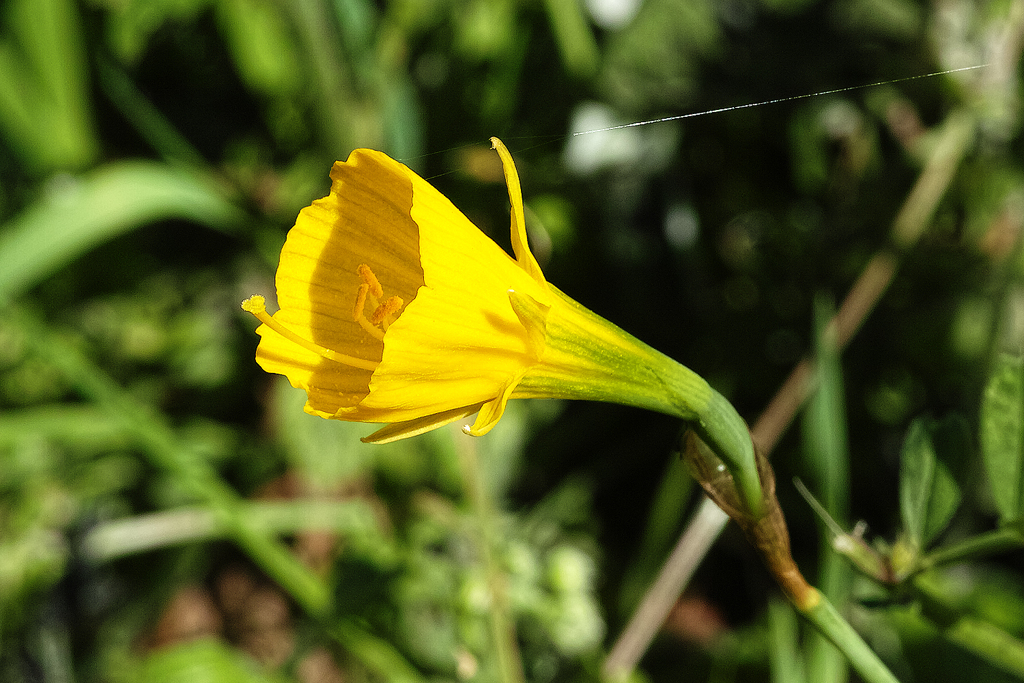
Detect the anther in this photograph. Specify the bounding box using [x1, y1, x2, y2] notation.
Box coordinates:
[357, 264, 384, 298]
[371, 296, 404, 326]
[352, 265, 404, 340]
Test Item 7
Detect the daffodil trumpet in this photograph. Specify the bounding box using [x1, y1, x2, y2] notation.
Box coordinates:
[243, 137, 762, 514]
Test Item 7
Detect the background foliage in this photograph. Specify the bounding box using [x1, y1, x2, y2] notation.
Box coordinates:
[1, 0, 1022, 682]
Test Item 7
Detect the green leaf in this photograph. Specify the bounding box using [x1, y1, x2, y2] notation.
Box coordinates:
[542, 0, 599, 78]
[99, 0, 211, 64]
[981, 354, 1024, 524]
[768, 596, 807, 683]
[216, 0, 302, 96]
[331, 620, 429, 683]
[0, 0, 98, 171]
[0, 161, 241, 303]
[141, 639, 287, 683]
[900, 415, 970, 551]
[803, 295, 850, 520]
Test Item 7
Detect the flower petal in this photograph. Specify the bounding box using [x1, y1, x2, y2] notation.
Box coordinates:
[465, 372, 527, 436]
[360, 404, 483, 444]
[507, 288, 550, 357]
[490, 137, 545, 285]
[255, 149, 426, 418]
[356, 157, 552, 420]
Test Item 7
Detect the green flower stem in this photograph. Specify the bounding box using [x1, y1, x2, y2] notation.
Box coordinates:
[516, 286, 763, 517]
[13, 306, 331, 617]
[797, 591, 900, 683]
[455, 433, 525, 683]
[694, 388, 762, 517]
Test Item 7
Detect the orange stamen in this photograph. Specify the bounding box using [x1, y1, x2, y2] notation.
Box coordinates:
[352, 266, 404, 341]
[357, 315, 385, 341]
[353, 284, 369, 322]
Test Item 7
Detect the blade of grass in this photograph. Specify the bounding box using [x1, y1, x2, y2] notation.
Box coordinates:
[542, 0, 599, 79]
[801, 295, 852, 683]
[0, 0, 98, 170]
[95, 57, 209, 170]
[0, 161, 241, 303]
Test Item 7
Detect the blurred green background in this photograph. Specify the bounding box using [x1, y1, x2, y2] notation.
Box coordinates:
[1, 0, 1023, 681]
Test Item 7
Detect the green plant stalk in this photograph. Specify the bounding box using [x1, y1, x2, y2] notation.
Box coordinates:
[82, 500, 377, 562]
[797, 592, 899, 683]
[807, 526, 854, 678]
[749, 508, 900, 683]
[455, 433, 525, 683]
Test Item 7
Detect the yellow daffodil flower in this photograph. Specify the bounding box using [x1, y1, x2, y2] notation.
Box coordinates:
[243, 138, 761, 512]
